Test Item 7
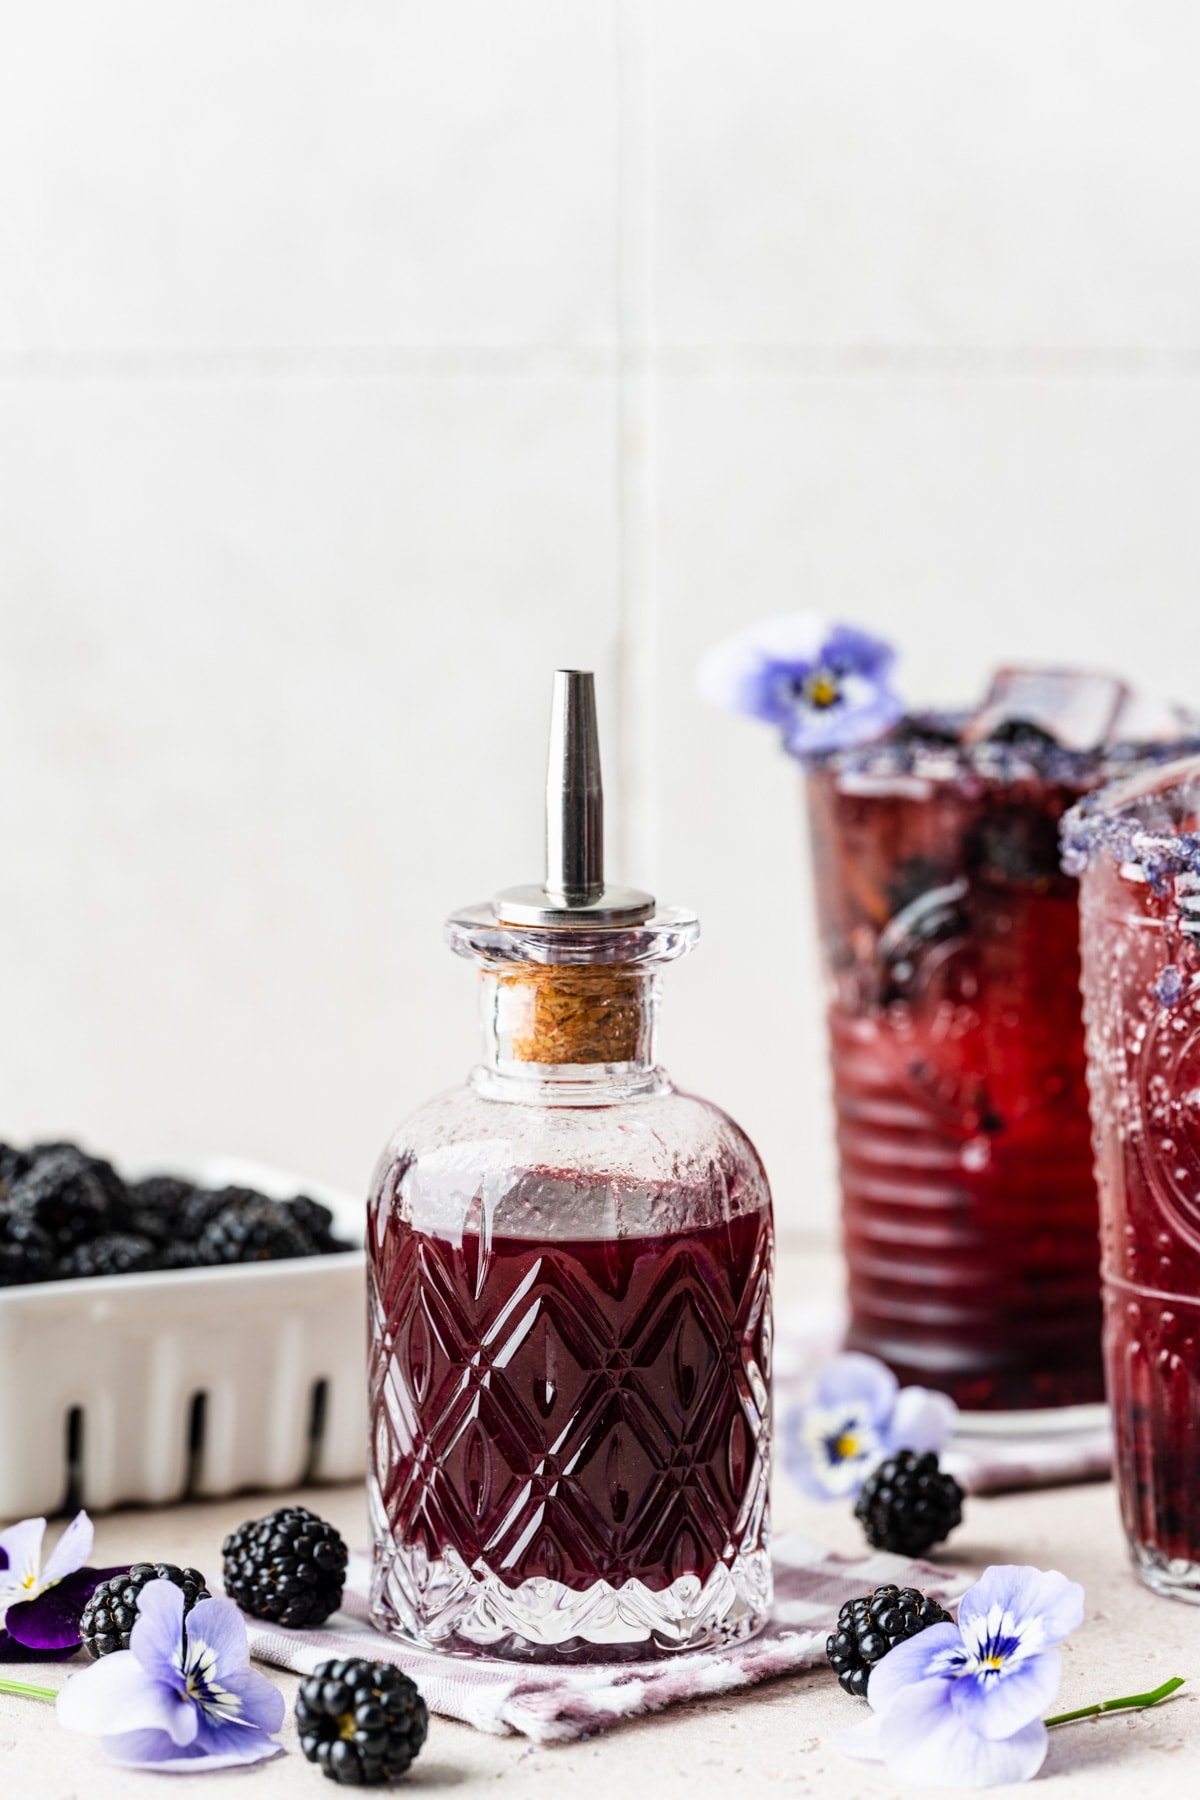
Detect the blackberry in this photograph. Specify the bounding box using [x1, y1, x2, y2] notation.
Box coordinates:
[9, 1149, 115, 1251]
[176, 1185, 233, 1242]
[222, 1505, 348, 1628]
[199, 1195, 314, 1265]
[0, 1143, 31, 1197]
[285, 1194, 340, 1253]
[0, 1211, 55, 1286]
[57, 1232, 158, 1280]
[826, 1583, 954, 1698]
[154, 1240, 205, 1271]
[295, 1658, 427, 1785]
[30, 1142, 129, 1213]
[127, 1175, 197, 1235]
[80, 1562, 211, 1658]
[855, 1450, 964, 1557]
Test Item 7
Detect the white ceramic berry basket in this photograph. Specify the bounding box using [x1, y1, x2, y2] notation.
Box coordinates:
[0, 1156, 367, 1519]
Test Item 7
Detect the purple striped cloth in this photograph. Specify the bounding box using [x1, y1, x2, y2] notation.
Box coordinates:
[243, 1539, 967, 1743]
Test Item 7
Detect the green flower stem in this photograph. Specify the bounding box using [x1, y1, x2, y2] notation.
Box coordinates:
[1045, 1675, 1185, 1728]
[0, 1677, 58, 1702]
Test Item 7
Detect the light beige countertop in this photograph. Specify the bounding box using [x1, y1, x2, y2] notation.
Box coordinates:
[4, 1249, 1199, 1797]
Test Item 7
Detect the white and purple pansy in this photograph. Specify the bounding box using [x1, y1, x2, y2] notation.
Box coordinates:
[698, 614, 903, 755]
[839, 1564, 1085, 1789]
[0, 1511, 127, 1662]
[57, 1578, 284, 1771]
[782, 1351, 957, 1501]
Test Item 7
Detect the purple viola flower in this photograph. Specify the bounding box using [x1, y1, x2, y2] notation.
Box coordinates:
[57, 1578, 284, 1772]
[839, 1564, 1085, 1789]
[698, 614, 903, 755]
[0, 1511, 127, 1661]
[782, 1352, 957, 1500]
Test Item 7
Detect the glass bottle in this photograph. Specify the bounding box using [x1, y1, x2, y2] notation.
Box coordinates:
[367, 672, 774, 1660]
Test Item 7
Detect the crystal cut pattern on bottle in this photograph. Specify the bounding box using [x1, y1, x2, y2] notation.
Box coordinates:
[368, 1205, 773, 1657]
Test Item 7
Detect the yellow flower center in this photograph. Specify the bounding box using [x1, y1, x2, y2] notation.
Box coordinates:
[805, 671, 840, 709]
[834, 1432, 860, 1460]
[21, 1575, 38, 1591]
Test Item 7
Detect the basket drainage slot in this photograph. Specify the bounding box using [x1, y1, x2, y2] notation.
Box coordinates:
[185, 1392, 208, 1497]
[303, 1379, 329, 1484]
[63, 1406, 85, 1512]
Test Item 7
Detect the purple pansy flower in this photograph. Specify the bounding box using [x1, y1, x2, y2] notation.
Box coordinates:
[0, 1511, 127, 1661]
[782, 1352, 957, 1500]
[698, 614, 903, 755]
[839, 1564, 1085, 1789]
[57, 1578, 284, 1772]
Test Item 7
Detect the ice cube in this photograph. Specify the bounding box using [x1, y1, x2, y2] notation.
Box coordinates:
[963, 667, 1129, 752]
[1109, 690, 1200, 745]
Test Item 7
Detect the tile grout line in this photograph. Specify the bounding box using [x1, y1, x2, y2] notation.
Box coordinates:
[2, 345, 1200, 383]
[613, 0, 659, 891]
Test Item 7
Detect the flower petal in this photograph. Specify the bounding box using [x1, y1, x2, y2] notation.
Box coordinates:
[0, 1517, 45, 1602]
[957, 1565, 1084, 1651]
[129, 1579, 187, 1676]
[39, 1511, 94, 1588]
[57, 1649, 191, 1742]
[835, 1705, 886, 1762]
[813, 1352, 899, 1425]
[860, 1676, 1049, 1789]
[867, 1622, 966, 1713]
[100, 1726, 284, 1772]
[697, 614, 830, 721]
[950, 1649, 1063, 1741]
[822, 623, 896, 683]
[183, 1596, 250, 1678]
[4, 1566, 129, 1651]
[216, 1665, 286, 1737]
[887, 1384, 958, 1456]
[0, 1628, 78, 1663]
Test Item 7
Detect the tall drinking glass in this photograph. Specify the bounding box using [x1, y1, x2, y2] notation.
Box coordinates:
[1068, 756, 1200, 1598]
[807, 722, 1161, 1416]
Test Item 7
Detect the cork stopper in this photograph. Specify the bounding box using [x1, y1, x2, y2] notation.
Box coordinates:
[493, 964, 648, 1065]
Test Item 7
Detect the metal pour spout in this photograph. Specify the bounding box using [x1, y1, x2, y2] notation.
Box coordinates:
[493, 669, 655, 928]
[545, 670, 604, 907]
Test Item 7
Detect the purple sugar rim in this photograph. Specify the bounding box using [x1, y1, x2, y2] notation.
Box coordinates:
[808, 713, 1200, 796]
[1060, 752, 1200, 891]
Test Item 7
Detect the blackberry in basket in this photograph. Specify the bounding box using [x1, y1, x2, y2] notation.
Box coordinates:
[126, 1174, 198, 1235]
[199, 1194, 315, 1265]
[80, 1562, 211, 1658]
[0, 1211, 55, 1286]
[58, 1232, 159, 1280]
[286, 1194, 341, 1253]
[223, 1506, 348, 1627]
[0, 1143, 31, 1197]
[295, 1658, 427, 1785]
[8, 1148, 119, 1251]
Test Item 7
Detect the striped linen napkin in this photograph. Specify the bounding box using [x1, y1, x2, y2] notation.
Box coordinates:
[243, 1537, 967, 1743]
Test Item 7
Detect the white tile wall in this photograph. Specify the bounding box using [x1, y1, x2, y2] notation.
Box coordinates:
[2, 2, 1199, 1240]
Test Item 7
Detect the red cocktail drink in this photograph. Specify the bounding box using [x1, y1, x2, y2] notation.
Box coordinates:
[1069, 756, 1200, 1596]
[808, 723, 1120, 1412]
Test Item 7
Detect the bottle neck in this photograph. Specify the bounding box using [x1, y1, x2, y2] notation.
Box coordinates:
[472, 965, 669, 1104]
